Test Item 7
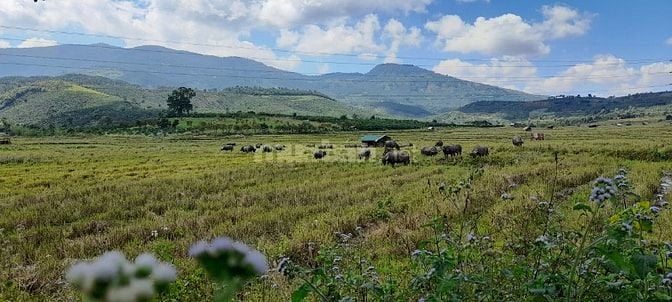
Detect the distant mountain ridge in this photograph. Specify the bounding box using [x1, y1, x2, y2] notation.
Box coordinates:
[0, 44, 543, 117]
[459, 92, 672, 120]
[0, 75, 362, 127]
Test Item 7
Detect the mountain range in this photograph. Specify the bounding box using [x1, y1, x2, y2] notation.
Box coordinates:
[0, 44, 543, 117]
[0, 75, 363, 127]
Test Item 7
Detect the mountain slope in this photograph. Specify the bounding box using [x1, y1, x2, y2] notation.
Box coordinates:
[0, 44, 543, 116]
[458, 92, 672, 120]
[0, 75, 362, 127]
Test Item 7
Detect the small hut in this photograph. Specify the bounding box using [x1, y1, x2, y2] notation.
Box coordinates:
[361, 134, 391, 147]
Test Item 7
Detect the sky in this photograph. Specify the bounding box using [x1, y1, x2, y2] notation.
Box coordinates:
[0, 0, 670, 96]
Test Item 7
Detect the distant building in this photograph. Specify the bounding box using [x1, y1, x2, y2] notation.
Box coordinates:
[361, 134, 391, 147]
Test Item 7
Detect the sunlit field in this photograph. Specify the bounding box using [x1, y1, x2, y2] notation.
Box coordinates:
[2, 123, 672, 301]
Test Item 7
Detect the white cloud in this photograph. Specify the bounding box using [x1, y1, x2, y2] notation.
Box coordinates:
[0, 1, 432, 70]
[276, 29, 300, 48]
[317, 63, 330, 74]
[666, 36, 672, 46]
[16, 37, 58, 48]
[278, 15, 422, 63]
[257, 0, 433, 28]
[280, 14, 385, 55]
[433, 57, 537, 90]
[382, 19, 422, 63]
[357, 53, 378, 61]
[434, 55, 671, 96]
[537, 5, 592, 39]
[425, 5, 591, 57]
[526, 55, 636, 95]
[0, 40, 10, 48]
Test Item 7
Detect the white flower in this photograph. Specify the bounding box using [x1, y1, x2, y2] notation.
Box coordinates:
[210, 237, 235, 255]
[132, 279, 155, 300]
[106, 286, 136, 302]
[152, 264, 177, 284]
[243, 250, 269, 275]
[91, 258, 121, 282]
[66, 262, 92, 291]
[535, 235, 550, 246]
[277, 257, 291, 274]
[135, 253, 158, 270]
[232, 241, 251, 254]
[188, 241, 209, 257]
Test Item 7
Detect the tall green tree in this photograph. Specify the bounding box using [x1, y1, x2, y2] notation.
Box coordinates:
[166, 87, 195, 116]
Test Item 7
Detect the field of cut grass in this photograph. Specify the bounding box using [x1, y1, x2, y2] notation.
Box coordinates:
[1, 122, 672, 301]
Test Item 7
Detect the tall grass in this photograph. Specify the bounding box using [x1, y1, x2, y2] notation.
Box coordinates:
[1, 123, 671, 300]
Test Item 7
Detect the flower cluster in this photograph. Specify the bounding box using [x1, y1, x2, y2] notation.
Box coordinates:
[188, 237, 269, 281]
[66, 251, 176, 302]
[276, 256, 295, 278]
[613, 168, 631, 189]
[589, 177, 617, 204]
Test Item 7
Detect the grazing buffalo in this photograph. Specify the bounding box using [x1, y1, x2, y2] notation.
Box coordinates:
[358, 149, 371, 160]
[382, 150, 410, 166]
[221, 144, 234, 151]
[274, 144, 285, 151]
[314, 150, 327, 159]
[255, 143, 263, 148]
[470, 146, 489, 157]
[421, 146, 439, 156]
[531, 133, 545, 141]
[318, 143, 333, 149]
[385, 140, 400, 149]
[384, 140, 400, 153]
[512, 136, 524, 147]
[240, 145, 256, 153]
[435, 140, 444, 147]
[262, 145, 273, 153]
[442, 144, 462, 157]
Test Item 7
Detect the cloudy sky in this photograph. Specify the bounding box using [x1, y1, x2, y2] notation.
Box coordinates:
[0, 0, 670, 96]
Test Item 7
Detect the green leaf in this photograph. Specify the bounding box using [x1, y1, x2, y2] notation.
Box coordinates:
[292, 283, 312, 302]
[632, 254, 657, 278]
[573, 202, 593, 213]
[638, 219, 654, 233]
[652, 291, 672, 301]
[602, 250, 633, 275]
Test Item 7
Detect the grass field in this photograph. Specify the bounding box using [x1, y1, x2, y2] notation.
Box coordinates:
[1, 122, 672, 301]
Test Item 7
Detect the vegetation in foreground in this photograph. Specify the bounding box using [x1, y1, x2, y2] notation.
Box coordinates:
[1, 123, 672, 301]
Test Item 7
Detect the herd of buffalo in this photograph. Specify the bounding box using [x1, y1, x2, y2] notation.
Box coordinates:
[221, 135, 532, 166]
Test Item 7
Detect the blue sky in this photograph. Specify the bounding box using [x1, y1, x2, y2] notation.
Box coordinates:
[0, 0, 670, 96]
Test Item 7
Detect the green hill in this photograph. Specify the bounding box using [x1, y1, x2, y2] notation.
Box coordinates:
[0, 44, 543, 116]
[0, 75, 363, 127]
[458, 91, 672, 120]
